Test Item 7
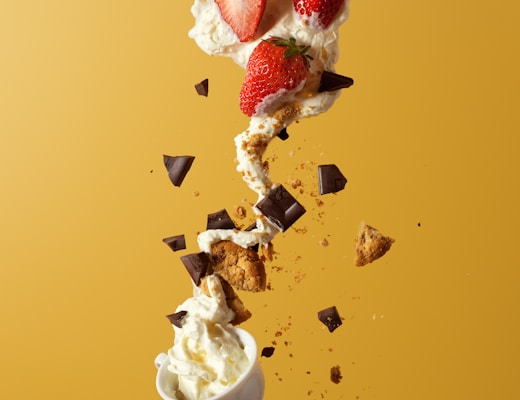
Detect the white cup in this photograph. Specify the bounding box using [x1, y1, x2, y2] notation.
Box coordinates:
[155, 328, 264, 400]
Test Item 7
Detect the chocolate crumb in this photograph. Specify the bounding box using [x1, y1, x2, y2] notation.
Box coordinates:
[318, 306, 343, 333]
[166, 310, 187, 328]
[330, 365, 342, 384]
[162, 235, 186, 252]
[277, 128, 289, 140]
[261, 346, 275, 358]
[195, 78, 209, 96]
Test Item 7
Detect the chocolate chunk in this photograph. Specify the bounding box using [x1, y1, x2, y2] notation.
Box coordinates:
[162, 235, 186, 252]
[163, 155, 195, 187]
[245, 222, 257, 231]
[207, 209, 237, 230]
[180, 252, 210, 285]
[318, 71, 354, 93]
[195, 78, 209, 96]
[261, 346, 275, 358]
[166, 310, 187, 328]
[255, 185, 306, 232]
[318, 306, 343, 333]
[330, 365, 342, 384]
[318, 164, 347, 195]
[277, 128, 289, 141]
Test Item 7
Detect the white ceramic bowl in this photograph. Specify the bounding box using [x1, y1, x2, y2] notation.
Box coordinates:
[155, 328, 264, 400]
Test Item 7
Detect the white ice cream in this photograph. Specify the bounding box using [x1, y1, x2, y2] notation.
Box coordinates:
[167, 275, 250, 400]
[191, 0, 351, 252]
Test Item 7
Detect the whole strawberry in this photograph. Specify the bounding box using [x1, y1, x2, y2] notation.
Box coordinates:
[293, 0, 344, 29]
[239, 37, 312, 117]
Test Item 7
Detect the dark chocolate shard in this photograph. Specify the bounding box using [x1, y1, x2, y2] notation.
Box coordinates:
[166, 310, 188, 328]
[162, 235, 186, 252]
[256, 185, 306, 232]
[180, 252, 210, 286]
[318, 306, 343, 333]
[318, 71, 354, 93]
[195, 78, 209, 96]
[163, 155, 195, 187]
[207, 209, 237, 230]
[261, 346, 275, 358]
[277, 128, 289, 141]
[318, 164, 347, 195]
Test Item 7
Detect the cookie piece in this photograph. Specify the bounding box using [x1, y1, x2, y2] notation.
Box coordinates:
[200, 275, 252, 325]
[209, 240, 266, 292]
[354, 221, 395, 266]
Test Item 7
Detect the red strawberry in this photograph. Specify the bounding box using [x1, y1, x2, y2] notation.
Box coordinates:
[293, 0, 344, 29]
[215, 0, 266, 43]
[239, 37, 312, 117]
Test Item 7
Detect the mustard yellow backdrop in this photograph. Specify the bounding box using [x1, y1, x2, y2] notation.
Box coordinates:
[1, 1, 519, 399]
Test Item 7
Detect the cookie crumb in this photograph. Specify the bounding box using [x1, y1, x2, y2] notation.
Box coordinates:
[330, 365, 342, 384]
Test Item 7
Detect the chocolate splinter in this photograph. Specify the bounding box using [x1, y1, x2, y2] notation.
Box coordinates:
[163, 155, 195, 187]
[195, 78, 209, 97]
[318, 164, 348, 195]
[261, 346, 275, 358]
[180, 252, 210, 285]
[277, 127, 289, 141]
[318, 306, 343, 333]
[207, 209, 237, 230]
[318, 71, 354, 93]
[162, 234, 186, 252]
[256, 185, 306, 232]
[166, 310, 188, 328]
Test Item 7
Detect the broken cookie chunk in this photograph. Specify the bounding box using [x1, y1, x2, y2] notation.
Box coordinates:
[354, 221, 395, 266]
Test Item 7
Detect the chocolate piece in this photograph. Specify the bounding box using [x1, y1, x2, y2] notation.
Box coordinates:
[166, 310, 187, 328]
[207, 209, 237, 230]
[330, 365, 342, 384]
[318, 71, 354, 93]
[163, 155, 195, 187]
[255, 185, 306, 232]
[318, 164, 347, 195]
[162, 234, 186, 252]
[180, 252, 210, 285]
[195, 78, 209, 96]
[277, 128, 289, 141]
[261, 346, 275, 358]
[318, 306, 342, 333]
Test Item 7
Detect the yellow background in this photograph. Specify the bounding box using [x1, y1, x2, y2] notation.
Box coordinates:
[1, 1, 519, 399]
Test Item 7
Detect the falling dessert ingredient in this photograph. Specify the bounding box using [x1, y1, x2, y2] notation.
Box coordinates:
[194, 78, 209, 96]
[318, 306, 343, 333]
[354, 221, 395, 266]
[330, 365, 343, 384]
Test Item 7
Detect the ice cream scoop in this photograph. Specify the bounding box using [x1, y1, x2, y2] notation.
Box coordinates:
[155, 327, 264, 400]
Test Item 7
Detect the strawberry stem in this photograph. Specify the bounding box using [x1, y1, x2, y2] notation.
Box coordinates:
[263, 37, 313, 68]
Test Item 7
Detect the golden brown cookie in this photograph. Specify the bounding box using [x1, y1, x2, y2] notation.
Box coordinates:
[209, 240, 267, 292]
[199, 274, 252, 325]
[354, 221, 395, 266]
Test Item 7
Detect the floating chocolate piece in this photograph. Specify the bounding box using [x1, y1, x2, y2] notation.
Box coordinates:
[162, 234, 186, 252]
[256, 185, 306, 232]
[166, 310, 187, 328]
[195, 78, 209, 96]
[163, 155, 195, 187]
[261, 346, 275, 358]
[318, 164, 348, 195]
[207, 209, 237, 230]
[318, 306, 342, 333]
[318, 71, 354, 93]
[277, 128, 289, 141]
[180, 252, 210, 285]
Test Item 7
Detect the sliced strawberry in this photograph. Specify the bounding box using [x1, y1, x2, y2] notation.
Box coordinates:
[215, 0, 266, 42]
[293, 0, 344, 29]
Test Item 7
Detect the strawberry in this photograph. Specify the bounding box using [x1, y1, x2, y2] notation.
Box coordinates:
[292, 0, 344, 29]
[214, 0, 266, 42]
[239, 37, 312, 117]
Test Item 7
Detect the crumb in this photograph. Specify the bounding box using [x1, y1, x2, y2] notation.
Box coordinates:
[233, 205, 247, 219]
[319, 238, 329, 247]
[193, 191, 200, 197]
[354, 221, 395, 266]
[330, 365, 342, 384]
[261, 346, 275, 358]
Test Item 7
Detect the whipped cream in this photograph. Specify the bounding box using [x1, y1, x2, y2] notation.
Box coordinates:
[192, 0, 350, 253]
[167, 275, 250, 400]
